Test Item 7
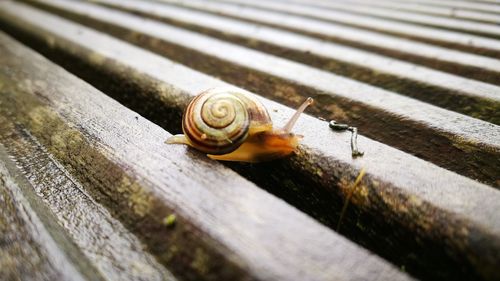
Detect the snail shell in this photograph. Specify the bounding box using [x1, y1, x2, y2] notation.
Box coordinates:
[182, 88, 272, 155]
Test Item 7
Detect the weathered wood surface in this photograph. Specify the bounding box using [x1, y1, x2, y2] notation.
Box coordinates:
[155, 0, 500, 71]
[0, 150, 93, 281]
[315, 0, 500, 24]
[0, 31, 413, 281]
[386, 0, 500, 14]
[214, 0, 500, 38]
[183, 0, 500, 68]
[1, 2, 499, 280]
[93, 0, 500, 109]
[159, 0, 500, 59]
[0, 122, 175, 281]
[13, 0, 500, 188]
[273, 0, 500, 38]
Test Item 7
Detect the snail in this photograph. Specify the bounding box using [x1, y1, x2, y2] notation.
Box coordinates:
[166, 87, 313, 162]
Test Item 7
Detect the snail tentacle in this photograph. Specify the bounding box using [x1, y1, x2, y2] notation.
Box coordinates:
[283, 97, 313, 133]
[165, 134, 190, 145]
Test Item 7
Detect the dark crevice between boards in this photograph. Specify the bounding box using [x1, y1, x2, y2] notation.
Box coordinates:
[0, 14, 496, 281]
[6, 0, 500, 189]
[161, 2, 500, 60]
[92, 1, 500, 122]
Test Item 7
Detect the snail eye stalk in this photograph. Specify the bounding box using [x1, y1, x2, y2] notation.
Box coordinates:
[282, 97, 313, 134]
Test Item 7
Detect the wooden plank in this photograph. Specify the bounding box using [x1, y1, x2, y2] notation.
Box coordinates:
[1, 3, 499, 280]
[160, 0, 500, 58]
[146, 1, 500, 85]
[90, 0, 500, 110]
[274, 0, 500, 38]
[475, 0, 500, 5]
[12, 0, 500, 187]
[0, 147, 97, 281]
[0, 31, 411, 281]
[384, 0, 500, 14]
[317, 0, 500, 24]
[0, 124, 176, 281]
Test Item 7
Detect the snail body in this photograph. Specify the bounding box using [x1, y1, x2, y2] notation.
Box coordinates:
[166, 87, 313, 162]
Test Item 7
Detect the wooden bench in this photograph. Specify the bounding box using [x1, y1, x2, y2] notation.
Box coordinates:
[0, 0, 499, 280]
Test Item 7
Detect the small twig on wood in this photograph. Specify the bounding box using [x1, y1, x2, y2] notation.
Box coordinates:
[337, 168, 366, 232]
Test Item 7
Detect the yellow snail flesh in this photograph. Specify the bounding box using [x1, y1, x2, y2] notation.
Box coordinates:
[166, 87, 313, 162]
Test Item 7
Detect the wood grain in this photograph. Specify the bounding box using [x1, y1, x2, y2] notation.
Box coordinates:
[13, 0, 500, 186]
[1, 2, 499, 280]
[0, 30, 410, 281]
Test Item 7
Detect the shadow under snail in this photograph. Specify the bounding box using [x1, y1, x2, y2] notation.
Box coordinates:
[166, 87, 313, 162]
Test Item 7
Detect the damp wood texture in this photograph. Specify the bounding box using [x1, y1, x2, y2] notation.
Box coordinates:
[0, 1, 499, 281]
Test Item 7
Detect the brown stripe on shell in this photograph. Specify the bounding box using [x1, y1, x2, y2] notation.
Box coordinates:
[184, 113, 249, 154]
[232, 91, 273, 133]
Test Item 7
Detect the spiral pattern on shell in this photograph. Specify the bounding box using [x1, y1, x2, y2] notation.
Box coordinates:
[183, 89, 251, 155]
